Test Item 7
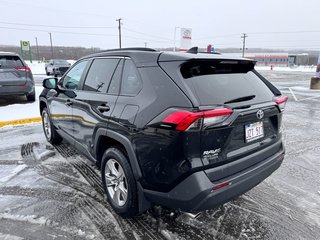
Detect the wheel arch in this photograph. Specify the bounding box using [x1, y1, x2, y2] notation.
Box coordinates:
[39, 99, 47, 115]
[94, 128, 142, 180]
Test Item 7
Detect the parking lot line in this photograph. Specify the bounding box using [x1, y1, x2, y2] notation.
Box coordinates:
[0, 117, 41, 128]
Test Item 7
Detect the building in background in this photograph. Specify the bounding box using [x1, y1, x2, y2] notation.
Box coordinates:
[244, 53, 289, 66]
[222, 52, 310, 67]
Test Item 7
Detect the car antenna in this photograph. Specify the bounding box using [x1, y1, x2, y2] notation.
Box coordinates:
[187, 47, 198, 54]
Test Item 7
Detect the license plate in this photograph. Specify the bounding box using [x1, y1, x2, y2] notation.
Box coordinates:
[245, 122, 264, 142]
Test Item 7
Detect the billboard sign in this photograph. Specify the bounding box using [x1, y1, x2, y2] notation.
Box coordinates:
[180, 28, 192, 51]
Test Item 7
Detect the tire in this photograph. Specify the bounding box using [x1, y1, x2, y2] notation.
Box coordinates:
[101, 147, 138, 217]
[41, 107, 62, 144]
[26, 91, 36, 102]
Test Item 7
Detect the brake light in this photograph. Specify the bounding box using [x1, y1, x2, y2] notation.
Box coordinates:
[274, 95, 288, 112]
[163, 108, 233, 131]
[15, 66, 31, 72]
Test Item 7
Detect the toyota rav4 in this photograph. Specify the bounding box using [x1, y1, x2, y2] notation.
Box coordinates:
[39, 48, 287, 217]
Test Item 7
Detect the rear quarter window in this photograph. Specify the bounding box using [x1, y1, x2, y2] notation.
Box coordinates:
[180, 60, 275, 105]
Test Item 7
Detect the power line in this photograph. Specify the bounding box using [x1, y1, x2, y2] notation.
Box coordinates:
[0, 26, 117, 37]
[248, 30, 320, 35]
[0, 21, 115, 29]
[123, 27, 172, 41]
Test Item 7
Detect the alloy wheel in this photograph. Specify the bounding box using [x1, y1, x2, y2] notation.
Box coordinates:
[104, 159, 128, 207]
[42, 111, 51, 140]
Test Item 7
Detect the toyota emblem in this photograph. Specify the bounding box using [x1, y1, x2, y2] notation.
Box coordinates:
[256, 110, 264, 120]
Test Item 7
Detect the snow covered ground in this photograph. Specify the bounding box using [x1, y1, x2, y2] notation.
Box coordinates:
[0, 86, 43, 122]
[255, 65, 317, 73]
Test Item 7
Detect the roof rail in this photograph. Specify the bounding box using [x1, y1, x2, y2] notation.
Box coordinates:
[96, 47, 157, 53]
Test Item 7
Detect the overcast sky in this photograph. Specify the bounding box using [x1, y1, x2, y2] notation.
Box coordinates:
[1, 0, 320, 50]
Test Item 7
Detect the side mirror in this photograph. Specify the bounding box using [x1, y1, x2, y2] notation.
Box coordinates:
[43, 78, 58, 89]
[50, 62, 54, 65]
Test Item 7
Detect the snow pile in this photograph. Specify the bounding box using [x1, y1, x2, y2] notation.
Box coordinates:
[0, 86, 43, 122]
[26, 61, 46, 75]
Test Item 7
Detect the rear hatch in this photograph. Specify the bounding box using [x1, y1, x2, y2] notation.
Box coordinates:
[0, 55, 27, 86]
[159, 57, 285, 181]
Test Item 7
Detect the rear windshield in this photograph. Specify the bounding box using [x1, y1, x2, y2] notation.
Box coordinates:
[0, 56, 23, 68]
[180, 60, 274, 105]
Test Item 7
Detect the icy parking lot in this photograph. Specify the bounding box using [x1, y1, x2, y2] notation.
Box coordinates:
[0, 71, 319, 239]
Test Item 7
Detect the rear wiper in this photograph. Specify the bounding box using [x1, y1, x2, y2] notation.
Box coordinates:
[224, 95, 256, 104]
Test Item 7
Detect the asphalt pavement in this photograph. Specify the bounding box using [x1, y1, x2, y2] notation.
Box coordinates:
[0, 71, 319, 240]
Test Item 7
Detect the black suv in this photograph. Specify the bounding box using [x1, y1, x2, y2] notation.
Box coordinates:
[39, 48, 287, 217]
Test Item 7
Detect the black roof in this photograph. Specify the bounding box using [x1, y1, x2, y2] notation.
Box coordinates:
[79, 47, 254, 67]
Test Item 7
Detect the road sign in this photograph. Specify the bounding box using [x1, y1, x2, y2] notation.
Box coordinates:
[21, 41, 30, 51]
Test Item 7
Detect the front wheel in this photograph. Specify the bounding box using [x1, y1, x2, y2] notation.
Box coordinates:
[42, 107, 62, 144]
[101, 147, 138, 217]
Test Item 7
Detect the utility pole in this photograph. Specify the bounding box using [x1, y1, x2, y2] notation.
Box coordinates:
[241, 33, 248, 57]
[49, 32, 54, 59]
[116, 18, 122, 48]
[35, 37, 40, 62]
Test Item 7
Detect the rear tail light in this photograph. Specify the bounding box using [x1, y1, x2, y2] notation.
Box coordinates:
[15, 66, 31, 72]
[274, 95, 288, 112]
[162, 108, 233, 131]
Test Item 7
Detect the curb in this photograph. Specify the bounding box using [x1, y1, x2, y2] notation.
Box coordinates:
[0, 117, 42, 128]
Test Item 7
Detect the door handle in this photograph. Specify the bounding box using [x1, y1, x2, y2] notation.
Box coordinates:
[65, 99, 73, 106]
[97, 105, 110, 113]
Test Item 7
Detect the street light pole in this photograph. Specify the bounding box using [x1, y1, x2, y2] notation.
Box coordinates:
[49, 32, 54, 59]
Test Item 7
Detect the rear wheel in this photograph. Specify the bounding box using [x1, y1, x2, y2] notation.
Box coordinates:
[101, 147, 138, 217]
[42, 107, 62, 144]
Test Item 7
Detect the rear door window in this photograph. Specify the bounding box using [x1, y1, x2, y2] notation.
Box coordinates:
[180, 60, 274, 105]
[0, 56, 23, 68]
[83, 58, 120, 93]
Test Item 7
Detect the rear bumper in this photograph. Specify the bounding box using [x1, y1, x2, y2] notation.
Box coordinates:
[0, 82, 34, 96]
[143, 145, 284, 212]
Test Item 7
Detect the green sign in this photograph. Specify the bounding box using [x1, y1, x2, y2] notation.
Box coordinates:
[20, 40, 32, 63]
